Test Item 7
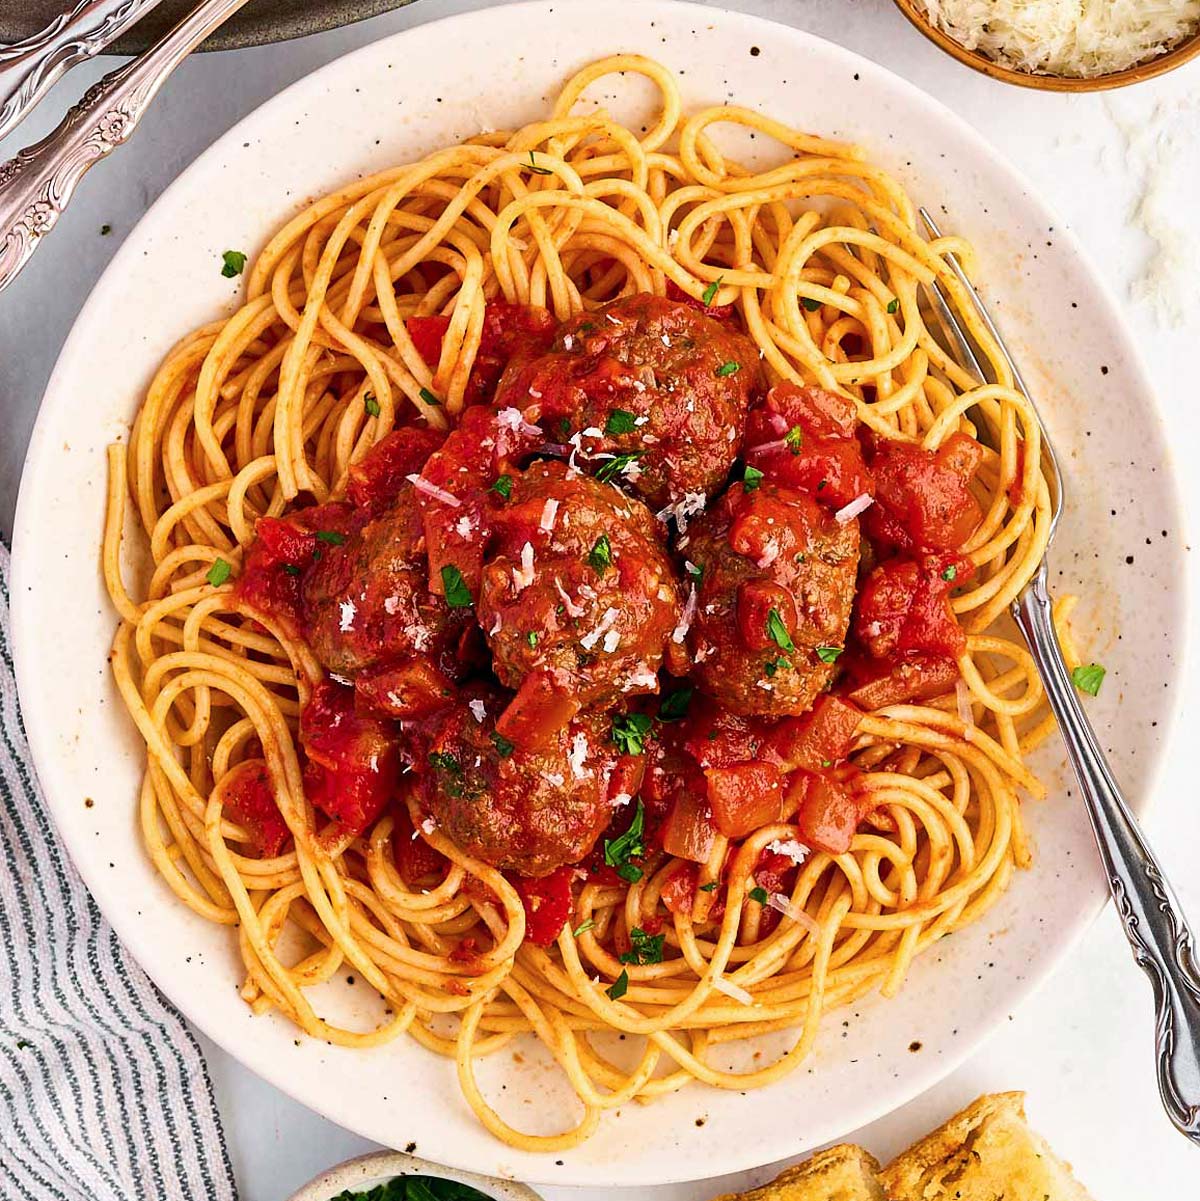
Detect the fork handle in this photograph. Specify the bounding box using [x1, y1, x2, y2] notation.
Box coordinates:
[0, 0, 252, 295]
[0, 1, 169, 143]
[1013, 564, 1200, 1142]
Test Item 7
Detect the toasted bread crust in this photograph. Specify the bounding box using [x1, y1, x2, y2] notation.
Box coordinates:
[711, 1144, 885, 1201]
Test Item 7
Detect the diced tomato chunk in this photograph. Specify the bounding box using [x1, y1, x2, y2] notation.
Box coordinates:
[301, 680, 399, 839]
[393, 804, 449, 884]
[660, 788, 716, 863]
[706, 761, 787, 839]
[406, 314, 451, 365]
[842, 653, 960, 709]
[354, 658, 457, 719]
[853, 555, 970, 661]
[660, 865, 697, 915]
[347, 427, 447, 512]
[494, 670, 582, 752]
[512, 865, 574, 947]
[797, 776, 860, 855]
[219, 760, 289, 858]
[770, 695, 864, 773]
[682, 701, 768, 770]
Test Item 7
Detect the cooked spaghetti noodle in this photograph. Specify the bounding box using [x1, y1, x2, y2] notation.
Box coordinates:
[103, 54, 1076, 1150]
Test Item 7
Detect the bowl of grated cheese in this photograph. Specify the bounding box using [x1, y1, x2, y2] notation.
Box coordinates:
[893, 0, 1200, 89]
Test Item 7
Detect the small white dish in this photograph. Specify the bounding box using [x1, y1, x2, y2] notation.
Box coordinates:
[286, 1151, 545, 1201]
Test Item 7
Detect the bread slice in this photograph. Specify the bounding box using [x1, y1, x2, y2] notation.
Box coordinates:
[880, 1092, 1094, 1201]
[712, 1144, 885, 1201]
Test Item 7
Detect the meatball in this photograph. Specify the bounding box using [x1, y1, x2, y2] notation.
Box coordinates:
[478, 460, 685, 711]
[301, 484, 469, 679]
[421, 695, 619, 876]
[683, 482, 860, 717]
[493, 294, 762, 508]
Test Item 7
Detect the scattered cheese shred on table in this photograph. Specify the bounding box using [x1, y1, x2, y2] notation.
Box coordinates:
[919, 0, 1200, 78]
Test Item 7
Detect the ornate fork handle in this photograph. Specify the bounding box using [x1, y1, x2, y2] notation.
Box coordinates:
[0, 0, 251, 295]
[1014, 565, 1200, 1141]
[0, 0, 168, 143]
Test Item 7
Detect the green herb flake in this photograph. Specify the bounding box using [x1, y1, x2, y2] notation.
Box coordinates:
[611, 711, 654, 756]
[588, 534, 613, 574]
[702, 275, 723, 306]
[526, 630, 539, 649]
[364, 392, 381, 417]
[686, 560, 704, 583]
[802, 297, 822, 312]
[282, 564, 301, 577]
[658, 686, 694, 722]
[605, 408, 638, 436]
[715, 360, 740, 378]
[596, 450, 644, 483]
[816, 644, 844, 664]
[607, 969, 630, 1000]
[887, 297, 900, 314]
[766, 608, 796, 653]
[440, 564, 473, 609]
[489, 731, 516, 759]
[527, 150, 553, 176]
[784, 426, 805, 454]
[748, 886, 769, 905]
[419, 386, 442, 407]
[604, 799, 646, 875]
[315, 530, 345, 546]
[490, 474, 513, 499]
[1071, 663, 1106, 697]
[699, 881, 719, 893]
[617, 862, 644, 883]
[764, 656, 789, 678]
[941, 564, 958, 582]
[620, 926, 665, 966]
[206, 558, 232, 587]
[220, 250, 247, 278]
[821, 758, 833, 768]
[743, 464, 764, 492]
[572, 919, 596, 938]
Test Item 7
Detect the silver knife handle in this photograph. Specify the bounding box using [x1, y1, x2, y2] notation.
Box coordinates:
[0, 1, 168, 143]
[1014, 565, 1200, 1143]
[0, 0, 251, 295]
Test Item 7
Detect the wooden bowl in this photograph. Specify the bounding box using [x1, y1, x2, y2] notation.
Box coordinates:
[892, 0, 1200, 91]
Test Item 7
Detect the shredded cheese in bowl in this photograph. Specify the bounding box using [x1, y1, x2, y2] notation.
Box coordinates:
[918, 0, 1200, 78]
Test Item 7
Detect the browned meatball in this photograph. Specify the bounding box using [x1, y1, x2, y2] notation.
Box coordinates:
[477, 460, 685, 710]
[493, 294, 762, 508]
[421, 694, 619, 876]
[682, 482, 860, 717]
[301, 485, 469, 679]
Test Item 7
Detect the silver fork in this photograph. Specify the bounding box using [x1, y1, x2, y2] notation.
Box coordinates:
[921, 207, 1200, 1145]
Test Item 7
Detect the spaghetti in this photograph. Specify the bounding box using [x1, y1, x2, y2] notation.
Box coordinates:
[103, 54, 1080, 1150]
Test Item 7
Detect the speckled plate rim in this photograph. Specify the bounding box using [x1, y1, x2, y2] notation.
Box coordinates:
[10, 0, 1188, 1185]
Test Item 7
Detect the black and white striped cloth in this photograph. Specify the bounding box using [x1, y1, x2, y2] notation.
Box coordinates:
[0, 545, 239, 1201]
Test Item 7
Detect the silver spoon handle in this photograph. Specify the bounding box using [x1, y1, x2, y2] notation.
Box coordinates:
[0, 0, 169, 143]
[1013, 564, 1200, 1142]
[0, 0, 251, 295]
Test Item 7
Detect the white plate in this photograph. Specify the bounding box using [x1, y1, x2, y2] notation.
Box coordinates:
[10, 0, 1186, 1185]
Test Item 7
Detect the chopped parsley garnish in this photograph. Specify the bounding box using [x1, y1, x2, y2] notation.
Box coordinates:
[941, 564, 958, 582]
[887, 297, 900, 314]
[556, 416, 572, 439]
[282, 564, 301, 577]
[490, 474, 513, 499]
[742, 464, 764, 491]
[607, 969, 630, 1000]
[428, 751, 464, 796]
[620, 927, 665, 965]
[785, 426, 804, 454]
[766, 608, 795, 653]
[821, 758, 833, 768]
[315, 530, 345, 545]
[617, 862, 644, 883]
[715, 360, 740, 377]
[489, 731, 515, 758]
[699, 881, 720, 893]
[440, 564, 473, 609]
[527, 150, 553, 176]
[363, 392, 381, 417]
[588, 534, 613, 574]
[686, 561, 704, 582]
[572, 919, 596, 938]
[596, 450, 644, 483]
[658, 686, 694, 722]
[802, 297, 822, 312]
[1071, 663, 1106, 696]
[748, 886, 769, 906]
[611, 712, 653, 756]
[702, 275, 723, 306]
[605, 408, 638, 436]
[419, 386, 442, 407]
[206, 558, 232, 587]
[816, 645, 844, 664]
[526, 630, 539, 649]
[604, 799, 646, 874]
[220, 250, 246, 278]
[763, 656, 789, 678]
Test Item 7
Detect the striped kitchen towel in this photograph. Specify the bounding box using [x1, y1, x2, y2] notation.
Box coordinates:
[0, 543, 239, 1201]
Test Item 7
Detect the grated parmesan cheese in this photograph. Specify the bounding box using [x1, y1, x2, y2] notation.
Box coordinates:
[919, 0, 1200, 78]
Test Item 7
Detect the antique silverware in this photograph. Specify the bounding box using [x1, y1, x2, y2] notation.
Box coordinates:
[0, 1, 169, 142]
[921, 206, 1200, 1145]
[0, 0, 252, 294]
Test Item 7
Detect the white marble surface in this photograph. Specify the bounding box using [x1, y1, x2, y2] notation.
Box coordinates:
[2, 0, 1199, 1197]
